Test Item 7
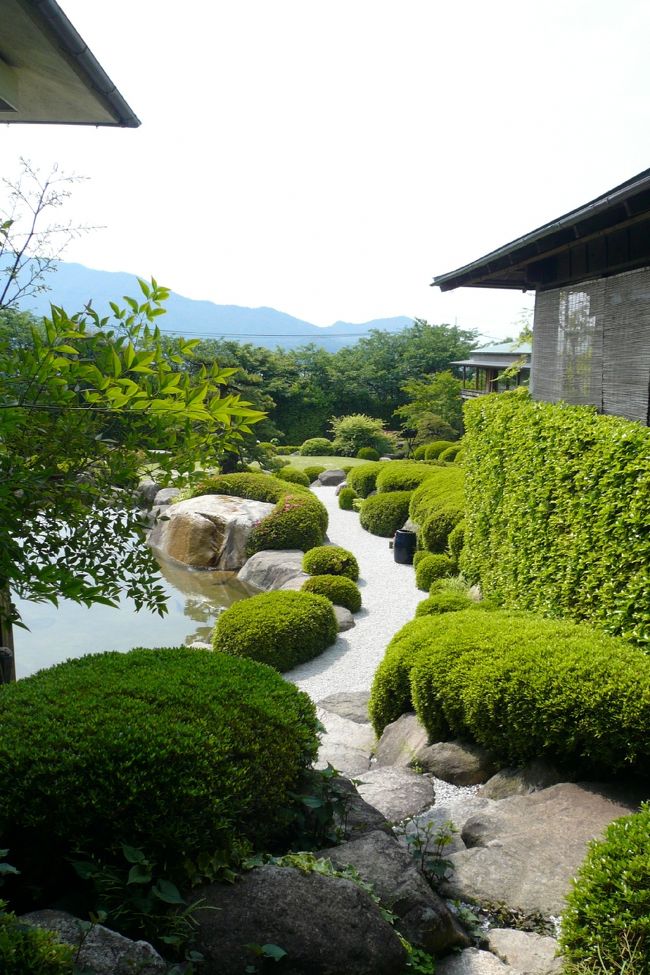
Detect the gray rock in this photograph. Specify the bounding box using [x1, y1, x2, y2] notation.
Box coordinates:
[334, 480, 348, 495]
[21, 910, 165, 975]
[237, 549, 305, 590]
[356, 766, 435, 822]
[437, 947, 520, 975]
[441, 782, 637, 916]
[374, 713, 429, 768]
[193, 864, 407, 975]
[319, 830, 471, 955]
[406, 795, 495, 856]
[152, 486, 180, 507]
[318, 690, 371, 724]
[486, 929, 562, 974]
[331, 775, 394, 839]
[318, 469, 347, 486]
[137, 479, 161, 505]
[479, 760, 568, 799]
[379, 456, 393, 462]
[316, 707, 374, 776]
[333, 604, 356, 631]
[149, 494, 274, 570]
[280, 572, 311, 591]
[415, 740, 499, 786]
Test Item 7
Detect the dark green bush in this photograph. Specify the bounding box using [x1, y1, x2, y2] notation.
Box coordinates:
[415, 591, 478, 617]
[346, 461, 390, 498]
[275, 466, 311, 487]
[376, 462, 440, 494]
[560, 804, 650, 971]
[0, 648, 319, 903]
[303, 545, 359, 581]
[302, 574, 362, 613]
[276, 445, 300, 455]
[338, 486, 357, 510]
[303, 465, 327, 483]
[357, 446, 381, 461]
[0, 907, 73, 974]
[300, 438, 334, 456]
[438, 443, 463, 462]
[421, 504, 464, 553]
[462, 390, 650, 645]
[214, 590, 337, 670]
[415, 553, 455, 591]
[447, 519, 466, 564]
[424, 440, 455, 460]
[247, 493, 327, 554]
[360, 491, 412, 537]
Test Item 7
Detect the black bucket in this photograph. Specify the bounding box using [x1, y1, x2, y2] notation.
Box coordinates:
[393, 529, 417, 565]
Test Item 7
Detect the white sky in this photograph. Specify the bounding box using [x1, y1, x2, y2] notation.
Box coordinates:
[2, 0, 650, 339]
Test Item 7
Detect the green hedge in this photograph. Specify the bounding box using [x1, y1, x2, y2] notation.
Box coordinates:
[415, 553, 455, 591]
[247, 493, 327, 554]
[300, 438, 335, 456]
[462, 390, 650, 644]
[214, 590, 337, 671]
[0, 648, 319, 901]
[303, 545, 359, 581]
[369, 609, 650, 775]
[360, 491, 412, 537]
[0, 908, 73, 974]
[346, 461, 390, 498]
[338, 486, 357, 510]
[303, 465, 327, 483]
[438, 443, 463, 462]
[357, 446, 381, 461]
[276, 445, 300, 455]
[409, 466, 464, 528]
[447, 519, 466, 563]
[275, 466, 311, 487]
[186, 471, 293, 504]
[560, 804, 650, 970]
[424, 440, 455, 460]
[302, 574, 362, 613]
[376, 462, 440, 494]
[415, 591, 480, 617]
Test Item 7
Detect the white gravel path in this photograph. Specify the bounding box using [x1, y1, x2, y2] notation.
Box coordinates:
[285, 484, 422, 700]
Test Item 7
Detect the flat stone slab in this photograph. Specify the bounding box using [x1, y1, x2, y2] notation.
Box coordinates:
[441, 782, 638, 916]
[316, 707, 374, 777]
[355, 766, 435, 823]
[486, 929, 563, 975]
[437, 948, 520, 975]
[479, 760, 568, 800]
[237, 549, 305, 590]
[318, 690, 371, 724]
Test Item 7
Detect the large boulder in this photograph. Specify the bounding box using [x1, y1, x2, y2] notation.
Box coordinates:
[441, 782, 638, 916]
[437, 948, 520, 975]
[415, 740, 499, 786]
[374, 713, 429, 768]
[148, 494, 274, 570]
[21, 910, 165, 975]
[237, 549, 305, 590]
[319, 830, 471, 955]
[355, 767, 435, 822]
[330, 775, 394, 840]
[318, 691, 371, 724]
[318, 469, 347, 486]
[192, 864, 406, 975]
[479, 760, 567, 800]
[316, 707, 374, 777]
[486, 929, 563, 975]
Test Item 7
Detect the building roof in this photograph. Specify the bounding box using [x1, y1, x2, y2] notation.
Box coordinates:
[0, 0, 140, 126]
[432, 167, 650, 293]
[450, 340, 531, 369]
[469, 341, 531, 356]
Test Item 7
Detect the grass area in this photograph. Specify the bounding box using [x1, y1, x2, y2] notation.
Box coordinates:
[284, 455, 370, 471]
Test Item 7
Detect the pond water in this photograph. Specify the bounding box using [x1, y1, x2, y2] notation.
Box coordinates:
[13, 554, 252, 679]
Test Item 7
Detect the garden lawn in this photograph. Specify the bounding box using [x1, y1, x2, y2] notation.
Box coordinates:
[285, 455, 372, 472]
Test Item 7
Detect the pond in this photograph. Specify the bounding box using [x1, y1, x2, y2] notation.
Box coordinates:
[12, 554, 253, 679]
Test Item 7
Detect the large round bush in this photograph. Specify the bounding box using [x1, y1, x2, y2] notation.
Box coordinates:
[360, 491, 412, 537]
[186, 472, 299, 505]
[346, 461, 390, 498]
[214, 590, 337, 671]
[376, 462, 440, 494]
[357, 446, 381, 461]
[338, 486, 357, 510]
[0, 648, 319, 901]
[447, 519, 466, 564]
[300, 437, 334, 456]
[424, 440, 456, 460]
[275, 466, 311, 487]
[415, 591, 487, 617]
[303, 545, 359, 581]
[420, 505, 464, 552]
[302, 574, 362, 613]
[560, 804, 650, 971]
[409, 466, 464, 528]
[247, 493, 327, 554]
[303, 465, 327, 483]
[415, 552, 455, 591]
[438, 443, 463, 462]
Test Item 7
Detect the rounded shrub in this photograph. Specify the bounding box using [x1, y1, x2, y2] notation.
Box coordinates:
[413, 444, 427, 460]
[347, 461, 390, 498]
[409, 466, 464, 529]
[0, 648, 319, 902]
[415, 591, 483, 617]
[413, 550, 428, 569]
[303, 465, 327, 483]
[360, 491, 412, 537]
[438, 443, 463, 462]
[300, 437, 334, 456]
[275, 466, 311, 487]
[302, 574, 362, 613]
[421, 505, 464, 552]
[453, 448, 466, 464]
[247, 493, 327, 554]
[214, 590, 337, 671]
[357, 446, 381, 461]
[560, 804, 650, 970]
[0, 908, 73, 974]
[415, 552, 455, 591]
[276, 445, 300, 455]
[338, 486, 357, 510]
[340, 465, 354, 475]
[303, 545, 359, 581]
[377, 462, 440, 494]
[424, 440, 456, 460]
[187, 471, 298, 505]
[447, 519, 466, 564]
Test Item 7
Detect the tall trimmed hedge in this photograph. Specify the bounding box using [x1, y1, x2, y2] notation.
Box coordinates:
[462, 390, 650, 644]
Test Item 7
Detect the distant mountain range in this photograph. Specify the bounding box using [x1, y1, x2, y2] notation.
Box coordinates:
[16, 261, 413, 351]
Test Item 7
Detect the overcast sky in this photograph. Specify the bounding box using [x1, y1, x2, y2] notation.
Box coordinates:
[2, 0, 649, 340]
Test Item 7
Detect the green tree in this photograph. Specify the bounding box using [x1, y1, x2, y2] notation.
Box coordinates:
[395, 370, 463, 433]
[329, 413, 395, 456]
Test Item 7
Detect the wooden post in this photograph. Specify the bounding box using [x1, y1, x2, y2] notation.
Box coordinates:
[0, 586, 16, 683]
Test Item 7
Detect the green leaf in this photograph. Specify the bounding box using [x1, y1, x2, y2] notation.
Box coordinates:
[127, 863, 152, 885]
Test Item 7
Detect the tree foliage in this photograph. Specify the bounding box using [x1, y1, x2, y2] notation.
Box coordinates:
[394, 370, 463, 433]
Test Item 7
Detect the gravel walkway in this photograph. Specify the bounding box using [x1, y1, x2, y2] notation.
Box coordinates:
[285, 484, 422, 700]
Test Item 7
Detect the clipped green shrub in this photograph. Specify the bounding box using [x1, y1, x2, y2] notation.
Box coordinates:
[447, 519, 466, 564]
[276, 445, 300, 455]
[424, 440, 455, 460]
[247, 493, 327, 554]
[186, 471, 297, 505]
[376, 462, 440, 494]
[438, 443, 463, 462]
[340, 465, 354, 475]
[360, 491, 412, 537]
[0, 907, 73, 974]
[412, 550, 428, 569]
[347, 461, 390, 498]
[338, 486, 357, 510]
[357, 446, 381, 461]
[303, 465, 327, 483]
[415, 553, 455, 591]
[415, 591, 478, 617]
[560, 804, 650, 971]
[266, 456, 291, 472]
[303, 545, 359, 581]
[214, 590, 337, 670]
[453, 448, 466, 464]
[302, 574, 362, 613]
[409, 466, 464, 527]
[275, 466, 311, 487]
[462, 390, 650, 644]
[300, 438, 335, 456]
[413, 445, 427, 460]
[421, 505, 464, 553]
[0, 648, 319, 902]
